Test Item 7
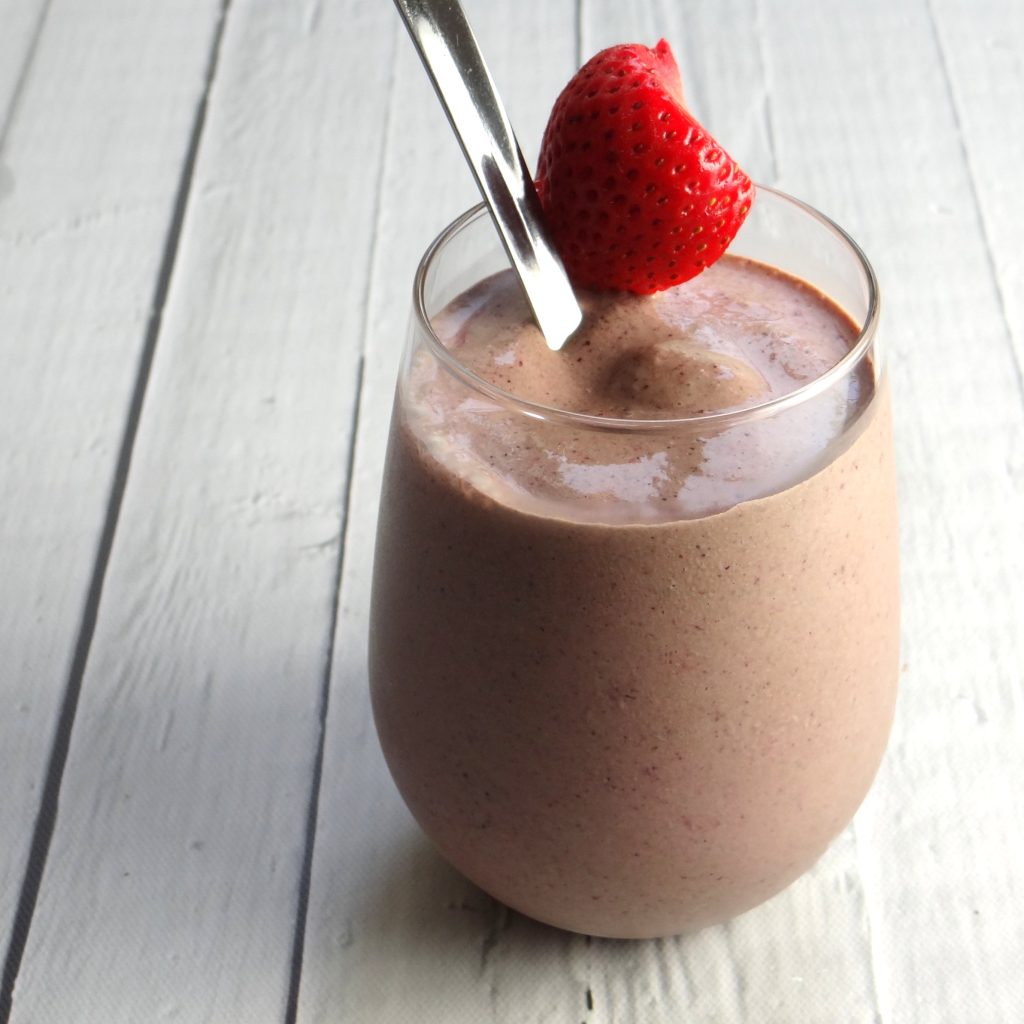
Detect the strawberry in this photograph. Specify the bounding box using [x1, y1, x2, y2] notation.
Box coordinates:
[535, 40, 754, 294]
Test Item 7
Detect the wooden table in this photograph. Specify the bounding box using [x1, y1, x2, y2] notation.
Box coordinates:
[2, 1, 1021, 1020]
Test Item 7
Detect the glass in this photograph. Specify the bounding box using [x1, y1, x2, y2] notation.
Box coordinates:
[369, 187, 899, 939]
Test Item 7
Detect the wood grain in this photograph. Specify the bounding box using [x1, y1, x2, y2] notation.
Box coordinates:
[929, 0, 1024, 381]
[0, 0, 224, 981]
[6, 0, 394, 1020]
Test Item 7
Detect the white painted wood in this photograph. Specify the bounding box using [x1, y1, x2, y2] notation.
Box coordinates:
[6, 1, 397, 1020]
[929, 0, 1024, 377]
[0, 0, 224, 968]
[0, 1, 48, 128]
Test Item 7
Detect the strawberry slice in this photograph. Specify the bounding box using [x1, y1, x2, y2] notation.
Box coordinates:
[535, 40, 753, 294]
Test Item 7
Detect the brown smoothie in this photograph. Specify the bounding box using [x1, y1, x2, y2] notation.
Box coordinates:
[370, 255, 899, 938]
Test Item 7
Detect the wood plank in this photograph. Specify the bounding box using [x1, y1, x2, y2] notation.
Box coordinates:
[759, 1, 1024, 1021]
[875, 1, 1022, 1019]
[0, 0, 48, 132]
[929, 0, 1024, 377]
[5, 1, 396, 1020]
[0, 0, 224, 981]
[293, 2, 585, 1021]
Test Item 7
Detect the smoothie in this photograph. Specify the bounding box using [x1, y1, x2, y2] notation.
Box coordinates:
[371, 34, 897, 939]
[370, 250, 899, 938]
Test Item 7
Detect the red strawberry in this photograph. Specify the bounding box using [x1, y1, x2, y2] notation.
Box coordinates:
[535, 40, 753, 294]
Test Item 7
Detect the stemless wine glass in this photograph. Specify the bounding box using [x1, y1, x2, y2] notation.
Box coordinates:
[369, 187, 899, 939]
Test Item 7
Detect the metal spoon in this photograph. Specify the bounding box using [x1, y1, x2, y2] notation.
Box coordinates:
[392, 0, 583, 350]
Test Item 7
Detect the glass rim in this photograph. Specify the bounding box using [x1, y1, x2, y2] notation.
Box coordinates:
[412, 185, 880, 433]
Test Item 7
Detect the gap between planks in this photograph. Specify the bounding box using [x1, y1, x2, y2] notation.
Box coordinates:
[0, 2, 233, 1019]
[282, 354, 365, 1024]
[283, 13, 401, 1017]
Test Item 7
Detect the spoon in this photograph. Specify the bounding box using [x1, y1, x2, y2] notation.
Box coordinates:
[392, 0, 583, 350]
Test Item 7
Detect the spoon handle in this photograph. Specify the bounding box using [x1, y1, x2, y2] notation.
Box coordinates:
[392, 0, 582, 350]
